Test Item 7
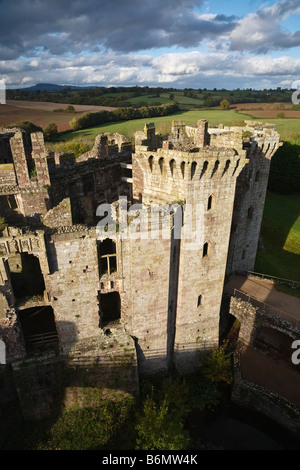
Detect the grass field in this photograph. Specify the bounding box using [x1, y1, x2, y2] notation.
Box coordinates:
[53, 108, 250, 144]
[255, 191, 300, 282]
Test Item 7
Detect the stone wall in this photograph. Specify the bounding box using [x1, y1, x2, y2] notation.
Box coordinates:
[0, 164, 17, 186]
[225, 127, 281, 274]
[232, 344, 300, 436]
[41, 198, 72, 228]
[46, 230, 100, 350]
[229, 295, 299, 346]
[11, 327, 139, 420]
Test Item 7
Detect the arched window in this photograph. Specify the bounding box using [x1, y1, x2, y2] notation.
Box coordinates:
[203, 242, 209, 257]
[247, 207, 254, 219]
[191, 161, 197, 180]
[158, 157, 164, 174]
[200, 161, 209, 178]
[181, 161, 186, 178]
[169, 159, 175, 176]
[207, 195, 213, 211]
[148, 156, 154, 172]
[197, 294, 203, 307]
[222, 159, 231, 176]
[211, 160, 219, 178]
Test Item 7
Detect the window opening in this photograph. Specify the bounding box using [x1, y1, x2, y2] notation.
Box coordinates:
[97, 239, 117, 276]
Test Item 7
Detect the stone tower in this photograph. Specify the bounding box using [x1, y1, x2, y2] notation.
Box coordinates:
[128, 120, 249, 372]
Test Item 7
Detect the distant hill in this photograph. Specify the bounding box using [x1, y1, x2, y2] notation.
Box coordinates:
[19, 83, 98, 91]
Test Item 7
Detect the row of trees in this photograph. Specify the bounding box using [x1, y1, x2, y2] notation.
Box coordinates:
[69, 101, 179, 131]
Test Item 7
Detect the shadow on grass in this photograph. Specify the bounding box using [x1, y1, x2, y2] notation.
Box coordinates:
[255, 191, 300, 283]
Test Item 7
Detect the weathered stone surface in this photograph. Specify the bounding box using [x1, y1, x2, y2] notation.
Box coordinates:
[0, 120, 283, 418]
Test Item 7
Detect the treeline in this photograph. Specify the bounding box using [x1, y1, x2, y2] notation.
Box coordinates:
[6, 86, 171, 107]
[69, 101, 179, 131]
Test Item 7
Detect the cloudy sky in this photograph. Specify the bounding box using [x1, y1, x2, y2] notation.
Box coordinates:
[1, 0, 300, 89]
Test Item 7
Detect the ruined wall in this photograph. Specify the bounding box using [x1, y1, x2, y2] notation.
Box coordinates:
[223, 126, 281, 275]
[10, 327, 139, 420]
[46, 228, 101, 351]
[121, 235, 172, 373]
[229, 295, 299, 346]
[41, 198, 72, 228]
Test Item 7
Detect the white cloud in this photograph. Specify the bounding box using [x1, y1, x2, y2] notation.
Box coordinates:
[227, 0, 300, 53]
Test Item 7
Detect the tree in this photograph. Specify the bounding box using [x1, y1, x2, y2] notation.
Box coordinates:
[43, 122, 58, 139]
[201, 345, 232, 384]
[220, 99, 230, 110]
[135, 395, 190, 450]
[65, 105, 75, 113]
[8, 121, 43, 133]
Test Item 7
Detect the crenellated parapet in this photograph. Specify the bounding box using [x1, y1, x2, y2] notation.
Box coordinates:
[132, 120, 249, 204]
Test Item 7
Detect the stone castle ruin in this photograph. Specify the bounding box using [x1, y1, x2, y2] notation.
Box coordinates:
[0, 119, 281, 418]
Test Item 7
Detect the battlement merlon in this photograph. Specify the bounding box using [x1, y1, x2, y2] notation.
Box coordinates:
[134, 120, 282, 158]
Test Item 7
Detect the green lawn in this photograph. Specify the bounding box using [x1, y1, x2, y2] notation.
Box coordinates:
[54, 108, 250, 144]
[53, 107, 300, 145]
[255, 191, 300, 282]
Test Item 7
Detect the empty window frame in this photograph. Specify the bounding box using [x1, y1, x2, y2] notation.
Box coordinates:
[191, 161, 197, 180]
[181, 161, 186, 178]
[197, 294, 203, 307]
[247, 206, 254, 219]
[98, 239, 117, 276]
[169, 159, 175, 176]
[207, 195, 213, 211]
[148, 156, 154, 172]
[222, 159, 231, 176]
[100, 291, 121, 324]
[158, 157, 164, 174]
[202, 242, 209, 257]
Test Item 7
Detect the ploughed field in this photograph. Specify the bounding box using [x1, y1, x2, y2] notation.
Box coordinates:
[233, 102, 300, 119]
[0, 100, 116, 131]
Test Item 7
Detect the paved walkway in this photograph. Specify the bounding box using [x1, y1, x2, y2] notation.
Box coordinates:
[224, 275, 300, 327]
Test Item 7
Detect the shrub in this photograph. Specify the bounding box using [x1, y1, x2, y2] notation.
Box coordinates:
[43, 122, 58, 139]
[46, 138, 92, 159]
[7, 121, 43, 133]
[65, 105, 75, 113]
[0, 217, 6, 232]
